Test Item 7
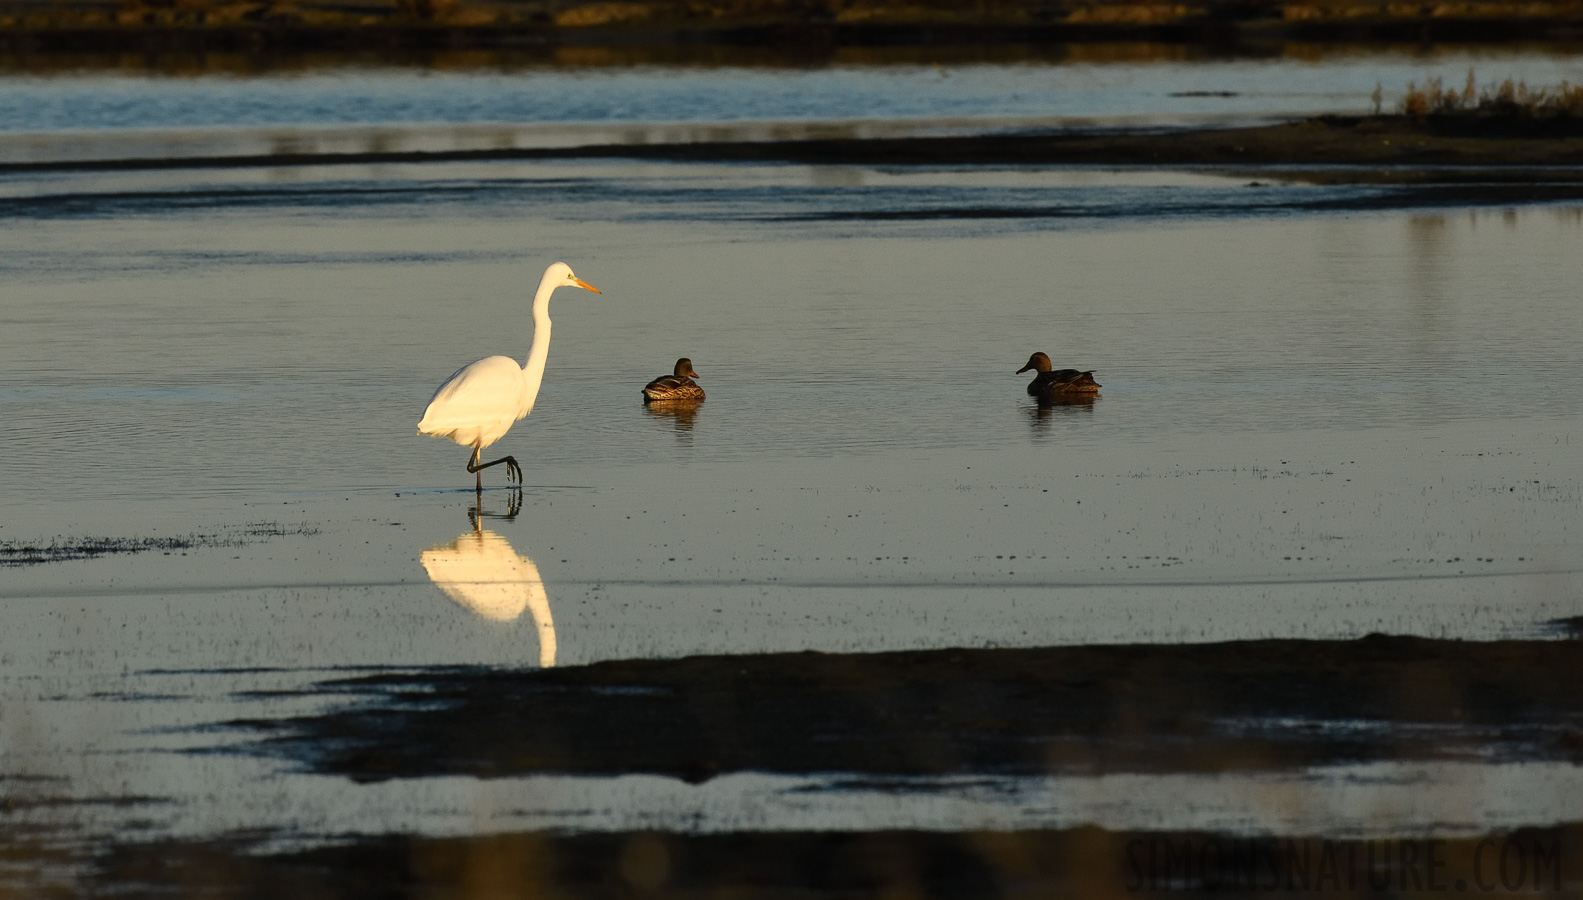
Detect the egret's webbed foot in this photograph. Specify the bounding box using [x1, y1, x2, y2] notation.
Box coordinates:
[504, 456, 522, 484]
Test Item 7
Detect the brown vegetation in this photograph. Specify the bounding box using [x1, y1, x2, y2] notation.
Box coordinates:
[4, 0, 1583, 50]
[1398, 69, 1583, 119]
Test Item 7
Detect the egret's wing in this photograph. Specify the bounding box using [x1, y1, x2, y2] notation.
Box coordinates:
[418, 356, 528, 432]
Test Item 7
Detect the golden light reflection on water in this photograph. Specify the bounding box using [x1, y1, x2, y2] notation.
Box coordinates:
[643, 398, 703, 433]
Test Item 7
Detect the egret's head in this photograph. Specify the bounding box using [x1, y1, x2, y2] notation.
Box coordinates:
[545, 261, 601, 295]
[1016, 352, 1052, 375]
[674, 358, 700, 379]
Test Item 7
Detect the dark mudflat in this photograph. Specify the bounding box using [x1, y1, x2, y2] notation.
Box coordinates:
[580, 115, 1583, 169]
[0, 523, 317, 567]
[95, 824, 1582, 898]
[250, 634, 1583, 784]
[9, 117, 1583, 190]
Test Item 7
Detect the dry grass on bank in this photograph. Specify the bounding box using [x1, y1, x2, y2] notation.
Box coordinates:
[1378, 69, 1583, 119]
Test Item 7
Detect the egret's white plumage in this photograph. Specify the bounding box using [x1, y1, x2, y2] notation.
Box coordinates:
[419, 356, 536, 448]
[418, 262, 599, 488]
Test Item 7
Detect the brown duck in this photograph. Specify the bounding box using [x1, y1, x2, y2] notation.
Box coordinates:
[1017, 352, 1100, 398]
[642, 358, 705, 402]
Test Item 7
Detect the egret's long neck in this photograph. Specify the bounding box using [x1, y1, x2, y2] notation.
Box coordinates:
[521, 279, 556, 411]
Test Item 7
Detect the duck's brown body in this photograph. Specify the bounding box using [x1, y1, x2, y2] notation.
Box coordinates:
[1017, 352, 1100, 399]
[643, 358, 705, 402]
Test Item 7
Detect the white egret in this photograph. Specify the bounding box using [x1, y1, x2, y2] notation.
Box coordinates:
[418, 262, 600, 490]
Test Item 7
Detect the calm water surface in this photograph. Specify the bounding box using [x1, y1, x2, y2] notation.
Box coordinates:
[2, 46, 1582, 164]
[0, 62, 1581, 881]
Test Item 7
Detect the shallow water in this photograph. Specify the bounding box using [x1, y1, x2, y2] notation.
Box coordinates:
[2, 46, 1583, 165]
[1, 69, 1582, 883]
[6, 49, 1583, 129]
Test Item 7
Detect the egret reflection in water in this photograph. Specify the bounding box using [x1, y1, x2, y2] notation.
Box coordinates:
[419, 493, 556, 667]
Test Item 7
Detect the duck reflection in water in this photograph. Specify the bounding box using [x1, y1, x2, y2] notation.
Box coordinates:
[419, 490, 556, 667]
[1026, 393, 1097, 432]
[643, 398, 702, 432]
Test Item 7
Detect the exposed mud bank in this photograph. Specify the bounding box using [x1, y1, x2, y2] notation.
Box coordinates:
[8, 116, 1581, 185]
[250, 634, 1583, 784]
[614, 114, 1583, 167]
[0, 522, 317, 566]
[93, 823, 1583, 898]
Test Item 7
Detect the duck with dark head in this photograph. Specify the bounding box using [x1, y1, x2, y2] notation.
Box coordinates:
[1017, 352, 1100, 400]
[642, 357, 705, 403]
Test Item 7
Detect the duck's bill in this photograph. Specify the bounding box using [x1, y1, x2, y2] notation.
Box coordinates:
[576, 278, 602, 294]
[1015, 365, 1033, 374]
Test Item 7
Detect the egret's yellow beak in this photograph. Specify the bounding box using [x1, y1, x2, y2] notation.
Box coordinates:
[575, 278, 601, 294]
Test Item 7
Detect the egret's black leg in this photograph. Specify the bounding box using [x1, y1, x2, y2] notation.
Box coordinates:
[466, 448, 522, 486]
